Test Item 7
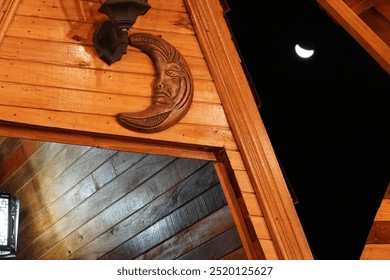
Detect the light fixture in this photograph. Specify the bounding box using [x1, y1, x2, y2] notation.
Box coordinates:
[93, 0, 151, 65]
[0, 193, 20, 259]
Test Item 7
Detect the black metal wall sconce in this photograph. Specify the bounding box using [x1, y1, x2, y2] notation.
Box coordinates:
[0, 193, 20, 259]
[93, 0, 151, 65]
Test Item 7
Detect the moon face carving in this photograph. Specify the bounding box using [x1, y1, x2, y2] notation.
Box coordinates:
[117, 33, 194, 133]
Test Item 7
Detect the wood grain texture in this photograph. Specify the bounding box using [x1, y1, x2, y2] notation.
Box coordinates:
[135, 205, 239, 260]
[0, 137, 243, 260]
[0, 0, 234, 150]
[66, 162, 220, 260]
[366, 221, 390, 244]
[0, 0, 315, 260]
[0, 0, 22, 43]
[40, 156, 208, 260]
[317, 0, 390, 73]
[177, 227, 242, 260]
[184, 0, 313, 259]
[361, 183, 390, 259]
[344, 0, 388, 15]
[360, 244, 390, 259]
[100, 184, 229, 260]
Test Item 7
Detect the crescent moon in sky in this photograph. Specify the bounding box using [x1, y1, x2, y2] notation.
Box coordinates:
[294, 44, 314, 59]
[117, 33, 194, 133]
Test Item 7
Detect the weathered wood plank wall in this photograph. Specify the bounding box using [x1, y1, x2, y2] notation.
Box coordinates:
[0, 137, 246, 260]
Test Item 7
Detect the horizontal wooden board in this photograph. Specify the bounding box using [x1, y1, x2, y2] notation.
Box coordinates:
[0, 124, 220, 161]
[366, 221, 390, 244]
[0, 0, 238, 153]
[0, 86, 227, 128]
[360, 244, 390, 259]
[385, 184, 390, 199]
[0, 36, 212, 80]
[6, 16, 203, 57]
[0, 106, 237, 149]
[375, 200, 390, 221]
[0, 58, 214, 100]
[15, 1, 193, 33]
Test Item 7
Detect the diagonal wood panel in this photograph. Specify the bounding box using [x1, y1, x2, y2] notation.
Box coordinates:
[0, 137, 244, 260]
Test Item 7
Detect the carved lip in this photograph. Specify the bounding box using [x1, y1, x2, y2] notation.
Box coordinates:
[117, 109, 172, 133]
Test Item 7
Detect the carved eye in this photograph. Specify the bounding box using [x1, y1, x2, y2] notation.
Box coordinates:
[165, 64, 182, 77]
[165, 69, 181, 77]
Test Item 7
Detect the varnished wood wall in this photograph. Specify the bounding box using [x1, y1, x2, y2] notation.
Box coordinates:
[0, 0, 235, 149]
[0, 137, 246, 260]
[361, 183, 390, 259]
[0, 0, 314, 259]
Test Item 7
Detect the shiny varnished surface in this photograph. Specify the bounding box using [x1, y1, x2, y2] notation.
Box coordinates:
[0, 0, 232, 147]
[0, 0, 315, 260]
[0, 137, 246, 260]
[117, 32, 194, 133]
[318, 0, 390, 73]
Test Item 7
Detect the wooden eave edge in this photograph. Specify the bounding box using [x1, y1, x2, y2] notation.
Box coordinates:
[184, 0, 314, 259]
[317, 0, 390, 74]
[0, 0, 22, 44]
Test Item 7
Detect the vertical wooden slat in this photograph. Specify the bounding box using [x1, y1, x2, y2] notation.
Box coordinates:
[214, 161, 262, 259]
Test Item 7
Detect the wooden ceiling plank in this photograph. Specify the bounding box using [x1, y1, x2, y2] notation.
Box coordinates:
[374, 1, 390, 21]
[344, 0, 388, 15]
[317, 0, 390, 74]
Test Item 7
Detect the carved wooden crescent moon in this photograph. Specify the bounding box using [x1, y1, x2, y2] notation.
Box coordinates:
[117, 33, 194, 133]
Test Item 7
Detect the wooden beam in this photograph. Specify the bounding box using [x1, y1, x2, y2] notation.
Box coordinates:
[317, 0, 390, 74]
[0, 122, 218, 161]
[184, 0, 313, 259]
[344, 0, 387, 15]
[214, 161, 264, 259]
[366, 221, 390, 244]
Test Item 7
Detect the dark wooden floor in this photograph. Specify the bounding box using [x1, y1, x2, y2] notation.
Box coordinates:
[0, 137, 247, 260]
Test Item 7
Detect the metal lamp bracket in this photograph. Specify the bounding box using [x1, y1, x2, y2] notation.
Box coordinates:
[93, 0, 151, 65]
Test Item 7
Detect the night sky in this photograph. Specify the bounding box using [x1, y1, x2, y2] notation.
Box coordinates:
[225, 1, 390, 259]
